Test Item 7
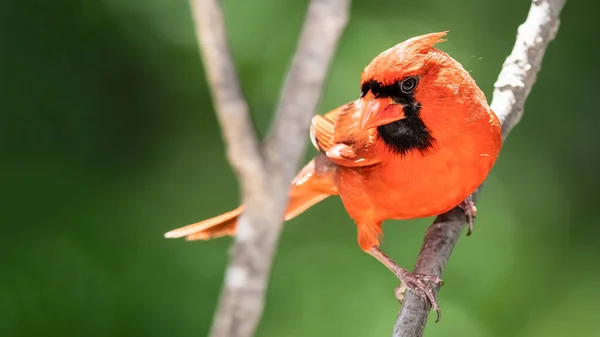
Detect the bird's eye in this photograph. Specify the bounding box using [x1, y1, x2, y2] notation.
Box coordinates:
[400, 77, 418, 94]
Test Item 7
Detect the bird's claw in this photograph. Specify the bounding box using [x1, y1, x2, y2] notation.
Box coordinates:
[394, 269, 444, 322]
[459, 197, 477, 236]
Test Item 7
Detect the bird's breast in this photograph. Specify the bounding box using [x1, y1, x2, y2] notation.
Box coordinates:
[336, 134, 500, 224]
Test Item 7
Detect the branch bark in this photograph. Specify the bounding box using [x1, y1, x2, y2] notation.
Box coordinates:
[189, 1, 351, 337]
[392, 0, 567, 336]
[191, 0, 264, 190]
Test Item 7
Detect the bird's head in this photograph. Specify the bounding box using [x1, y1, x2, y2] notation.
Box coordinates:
[358, 31, 490, 155]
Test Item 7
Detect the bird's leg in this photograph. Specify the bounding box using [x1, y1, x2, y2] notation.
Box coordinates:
[368, 246, 444, 321]
[459, 195, 477, 236]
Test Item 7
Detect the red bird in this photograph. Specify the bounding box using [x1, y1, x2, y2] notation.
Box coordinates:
[165, 32, 502, 319]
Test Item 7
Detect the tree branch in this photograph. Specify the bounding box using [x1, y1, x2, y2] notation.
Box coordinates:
[189, 1, 350, 337]
[191, 0, 264, 191]
[265, 0, 351, 182]
[393, 0, 567, 336]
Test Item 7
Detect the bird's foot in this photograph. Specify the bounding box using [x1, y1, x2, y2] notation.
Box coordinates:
[394, 269, 444, 322]
[459, 196, 477, 236]
[367, 246, 444, 321]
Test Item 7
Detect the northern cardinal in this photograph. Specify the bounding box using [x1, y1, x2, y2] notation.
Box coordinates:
[165, 32, 502, 319]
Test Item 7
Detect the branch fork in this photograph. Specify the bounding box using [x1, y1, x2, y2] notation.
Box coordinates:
[189, 1, 350, 337]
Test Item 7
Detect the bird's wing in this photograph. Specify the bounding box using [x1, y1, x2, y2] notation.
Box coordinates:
[310, 101, 381, 167]
[309, 103, 341, 154]
[286, 153, 339, 220]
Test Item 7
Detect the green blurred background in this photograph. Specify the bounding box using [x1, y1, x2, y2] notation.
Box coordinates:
[2, 0, 598, 336]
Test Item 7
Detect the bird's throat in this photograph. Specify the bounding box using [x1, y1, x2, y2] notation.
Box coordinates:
[376, 102, 434, 155]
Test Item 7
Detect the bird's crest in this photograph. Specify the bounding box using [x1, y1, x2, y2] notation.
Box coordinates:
[399, 31, 448, 53]
[361, 31, 449, 85]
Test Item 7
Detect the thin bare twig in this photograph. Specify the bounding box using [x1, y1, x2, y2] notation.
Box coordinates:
[393, 0, 567, 336]
[191, 0, 264, 191]
[265, 0, 352, 182]
[189, 1, 351, 337]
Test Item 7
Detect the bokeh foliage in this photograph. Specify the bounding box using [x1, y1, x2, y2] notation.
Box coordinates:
[2, 0, 599, 336]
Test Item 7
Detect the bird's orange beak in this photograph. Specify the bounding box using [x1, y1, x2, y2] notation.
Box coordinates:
[359, 97, 406, 131]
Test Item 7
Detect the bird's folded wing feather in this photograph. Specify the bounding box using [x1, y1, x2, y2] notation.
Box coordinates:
[310, 101, 380, 167]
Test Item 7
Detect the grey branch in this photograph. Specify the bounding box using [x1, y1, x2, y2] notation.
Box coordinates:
[392, 0, 567, 336]
[191, 0, 264, 190]
[266, 0, 351, 187]
[189, 1, 351, 337]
